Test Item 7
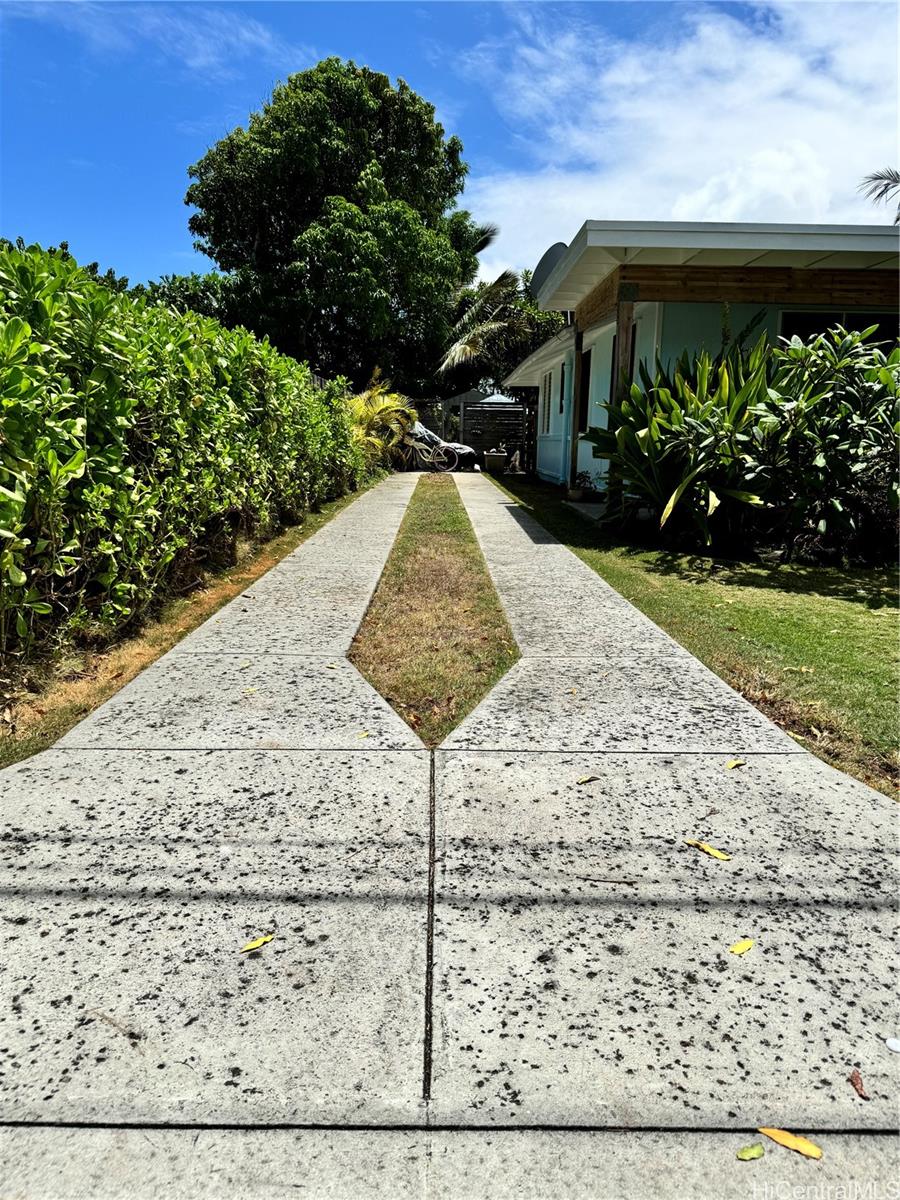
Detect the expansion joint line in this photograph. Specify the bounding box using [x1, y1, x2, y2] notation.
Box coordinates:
[422, 749, 436, 1104]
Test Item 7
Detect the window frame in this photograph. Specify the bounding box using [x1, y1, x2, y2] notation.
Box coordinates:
[577, 348, 592, 434]
[539, 370, 552, 435]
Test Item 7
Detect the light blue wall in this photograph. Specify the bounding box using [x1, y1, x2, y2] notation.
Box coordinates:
[535, 347, 575, 483]
[656, 302, 896, 368]
[657, 303, 778, 367]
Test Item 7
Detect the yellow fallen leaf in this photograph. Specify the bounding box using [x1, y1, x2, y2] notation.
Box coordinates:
[729, 938, 755, 955]
[242, 687, 258, 695]
[684, 839, 732, 861]
[576, 775, 600, 785]
[726, 759, 746, 770]
[757, 1128, 822, 1160]
[357, 730, 370, 739]
[240, 933, 274, 953]
[238, 661, 252, 670]
[568, 688, 578, 695]
[325, 663, 338, 670]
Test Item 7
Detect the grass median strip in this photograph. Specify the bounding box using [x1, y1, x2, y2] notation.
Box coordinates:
[492, 475, 898, 796]
[349, 473, 519, 746]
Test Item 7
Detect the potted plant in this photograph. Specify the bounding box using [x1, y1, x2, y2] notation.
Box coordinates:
[567, 470, 594, 501]
[484, 445, 508, 474]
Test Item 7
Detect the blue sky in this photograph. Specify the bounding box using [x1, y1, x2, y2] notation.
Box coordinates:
[1, 1, 896, 284]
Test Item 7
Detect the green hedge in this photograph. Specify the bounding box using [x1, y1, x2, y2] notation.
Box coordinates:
[0, 243, 365, 657]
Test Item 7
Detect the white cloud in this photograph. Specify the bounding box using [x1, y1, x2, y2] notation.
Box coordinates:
[460, 1, 899, 277]
[8, 2, 311, 81]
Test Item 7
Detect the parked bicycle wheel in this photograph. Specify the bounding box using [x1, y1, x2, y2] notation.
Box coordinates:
[433, 447, 457, 473]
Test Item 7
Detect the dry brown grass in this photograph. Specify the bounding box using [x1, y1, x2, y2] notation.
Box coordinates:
[349, 474, 518, 746]
[0, 485, 376, 770]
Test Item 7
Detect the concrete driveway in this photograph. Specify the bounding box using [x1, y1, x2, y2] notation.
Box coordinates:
[1, 472, 896, 1198]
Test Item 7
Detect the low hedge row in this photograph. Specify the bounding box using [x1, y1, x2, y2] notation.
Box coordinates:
[0, 243, 365, 657]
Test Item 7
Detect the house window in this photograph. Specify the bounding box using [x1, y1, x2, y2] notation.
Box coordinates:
[559, 361, 565, 414]
[780, 310, 899, 342]
[576, 349, 591, 433]
[540, 370, 552, 434]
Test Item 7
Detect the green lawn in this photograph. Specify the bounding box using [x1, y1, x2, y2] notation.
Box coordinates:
[491, 475, 898, 795]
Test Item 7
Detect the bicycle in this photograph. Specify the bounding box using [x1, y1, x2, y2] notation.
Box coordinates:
[401, 436, 458, 473]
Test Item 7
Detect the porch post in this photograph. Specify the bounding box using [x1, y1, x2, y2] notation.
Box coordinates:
[567, 328, 583, 490]
[614, 300, 635, 402]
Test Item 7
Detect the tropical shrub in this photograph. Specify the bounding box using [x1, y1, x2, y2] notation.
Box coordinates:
[0, 243, 366, 659]
[750, 327, 900, 557]
[348, 375, 418, 470]
[584, 326, 899, 559]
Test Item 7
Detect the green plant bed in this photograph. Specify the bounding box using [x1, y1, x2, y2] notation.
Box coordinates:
[585, 326, 899, 562]
[494, 475, 898, 795]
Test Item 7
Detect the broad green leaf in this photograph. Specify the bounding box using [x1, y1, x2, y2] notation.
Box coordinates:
[718, 489, 764, 507]
[661, 466, 703, 528]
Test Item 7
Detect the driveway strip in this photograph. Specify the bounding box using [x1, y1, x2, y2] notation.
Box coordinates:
[430, 474, 898, 1131]
[0, 473, 431, 1128]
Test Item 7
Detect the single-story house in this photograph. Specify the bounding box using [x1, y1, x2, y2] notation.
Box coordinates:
[503, 221, 899, 488]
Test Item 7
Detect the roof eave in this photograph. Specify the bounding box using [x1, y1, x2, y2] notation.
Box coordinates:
[536, 220, 900, 312]
[502, 325, 575, 388]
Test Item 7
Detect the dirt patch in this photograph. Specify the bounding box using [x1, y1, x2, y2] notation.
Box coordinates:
[734, 668, 898, 797]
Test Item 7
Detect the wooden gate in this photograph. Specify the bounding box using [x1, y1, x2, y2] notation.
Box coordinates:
[459, 402, 527, 461]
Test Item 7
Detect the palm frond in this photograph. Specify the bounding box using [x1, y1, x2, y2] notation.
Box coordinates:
[858, 168, 900, 223]
[469, 222, 499, 256]
[439, 269, 522, 374]
[439, 319, 509, 372]
[349, 376, 417, 467]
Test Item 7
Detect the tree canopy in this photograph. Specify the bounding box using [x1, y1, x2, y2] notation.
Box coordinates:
[183, 58, 482, 391]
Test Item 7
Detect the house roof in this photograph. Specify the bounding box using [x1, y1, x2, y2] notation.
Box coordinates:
[445, 388, 490, 405]
[537, 220, 900, 311]
[503, 324, 575, 388]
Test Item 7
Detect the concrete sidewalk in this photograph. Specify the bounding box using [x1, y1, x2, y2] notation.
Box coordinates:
[0, 471, 896, 1198]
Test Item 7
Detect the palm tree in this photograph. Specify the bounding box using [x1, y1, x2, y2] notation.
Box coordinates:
[349, 373, 417, 468]
[438, 269, 524, 374]
[859, 168, 900, 224]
